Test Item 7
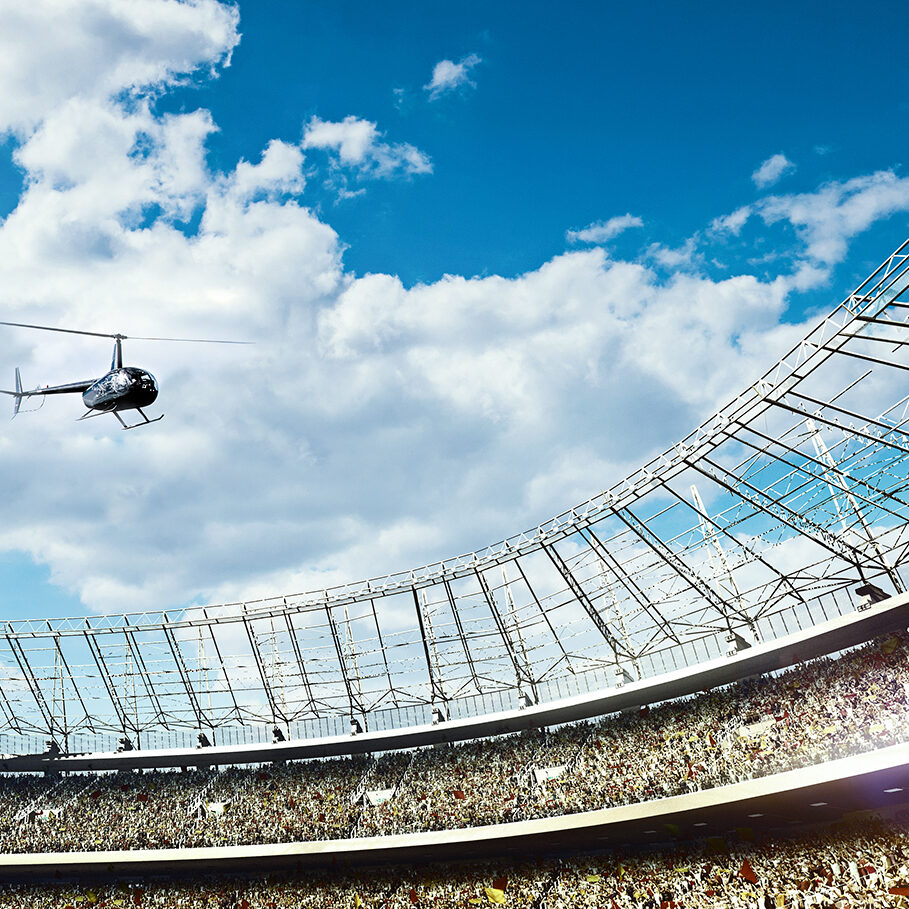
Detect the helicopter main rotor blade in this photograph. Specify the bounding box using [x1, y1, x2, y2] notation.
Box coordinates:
[0, 321, 122, 339]
[0, 321, 251, 344]
[128, 336, 253, 344]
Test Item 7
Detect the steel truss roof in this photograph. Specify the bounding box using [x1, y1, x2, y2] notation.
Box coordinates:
[4, 239, 909, 754]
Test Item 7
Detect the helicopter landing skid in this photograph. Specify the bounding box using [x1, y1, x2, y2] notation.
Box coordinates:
[78, 407, 163, 429]
[113, 407, 164, 430]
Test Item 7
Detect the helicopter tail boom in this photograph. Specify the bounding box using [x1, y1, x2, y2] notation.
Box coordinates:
[0, 369, 93, 416]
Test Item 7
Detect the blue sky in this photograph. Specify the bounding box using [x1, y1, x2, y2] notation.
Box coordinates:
[0, 0, 908, 623]
[163, 0, 909, 287]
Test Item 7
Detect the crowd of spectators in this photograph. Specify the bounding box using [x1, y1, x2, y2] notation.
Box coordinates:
[0, 633, 906, 853]
[517, 629, 908, 823]
[0, 817, 907, 907]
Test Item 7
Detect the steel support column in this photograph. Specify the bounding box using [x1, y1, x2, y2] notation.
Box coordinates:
[612, 506, 749, 628]
[325, 604, 364, 726]
[413, 589, 447, 707]
[442, 578, 482, 696]
[5, 635, 57, 738]
[242, 614, 285, 725]
[541, 542, 628, 662]
[83, 629, 132, 736]
[579, 527, 682, 646]
[474, 567, 538, 689]
[161, 621, 206, 732]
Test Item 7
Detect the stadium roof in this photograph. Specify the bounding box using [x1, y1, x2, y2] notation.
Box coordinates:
[3, 239, 909, 756]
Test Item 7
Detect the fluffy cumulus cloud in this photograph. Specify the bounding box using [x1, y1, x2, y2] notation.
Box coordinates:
[566, 213, 643, 245]
[317, 252, 795, 425]
[424, 53, 482, 100]
[0, 0, 905, 620]
[713, 170, 909, 290]
[645, 237, 699, 270]
[751, 153, 796, 189]
[0, 0, 239, 136]
[302, 115, 432, 179]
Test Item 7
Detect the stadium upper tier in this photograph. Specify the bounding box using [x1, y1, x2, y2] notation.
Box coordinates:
[3, 240, 909, 756]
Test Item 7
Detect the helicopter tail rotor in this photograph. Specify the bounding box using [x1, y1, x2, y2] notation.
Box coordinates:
[13, 367, 22, 417]
[0, 368, 23, 417]
[0, 368, 45, 418]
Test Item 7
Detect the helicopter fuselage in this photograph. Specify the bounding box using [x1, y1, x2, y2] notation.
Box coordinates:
[83, 367, 158, 413]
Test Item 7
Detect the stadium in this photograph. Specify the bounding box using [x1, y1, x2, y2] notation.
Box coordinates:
[0, 241, 908, 906]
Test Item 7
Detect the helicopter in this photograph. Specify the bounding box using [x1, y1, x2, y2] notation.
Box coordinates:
[0, 321, 249, 429]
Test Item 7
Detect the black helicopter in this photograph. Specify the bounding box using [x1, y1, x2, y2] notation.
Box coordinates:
[0, 321, 248, 429]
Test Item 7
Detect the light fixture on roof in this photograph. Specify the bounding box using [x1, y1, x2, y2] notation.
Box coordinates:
[810, 801, 828, 807]
[43, 739, 60, 758]
[725, 632, 753, 656]
[855, 583, 887, 610]
[614, 665, 634, 688]
[747, 813, 763, 818]
[884, 787, 904, 793]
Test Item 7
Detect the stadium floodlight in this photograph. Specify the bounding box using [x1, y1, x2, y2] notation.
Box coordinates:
[725, 632, 753, 657]
[431, 705, 447, 725]
[116, 737, 134, 753]
[43, 740, 60, 757]
[614, 666, 635, 688]
[271, 726, 286, 744]
[855, 583, 888, 610]
[196, 732, 211, 749]
[350, 718, 363, 736]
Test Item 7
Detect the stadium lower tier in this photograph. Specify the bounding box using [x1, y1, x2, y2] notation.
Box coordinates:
[1, 817, 908, 907]
[1, 633, 907, 854]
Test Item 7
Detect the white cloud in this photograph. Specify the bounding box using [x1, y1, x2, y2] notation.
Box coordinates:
[424, 53, 482, 100]
[710, 205, 751, 236]
[13, 97, 217, 225]
[226, 139, 306, 202]
[302, 115, 432, 179]
[713, 169, 909, 291]
[645, 237, 699, 269]
[751, 153, 795, 188]
[318, 251, 797, 431]
[0, 0, 239, 136]
[758, 170, 909, 266]
[566, 214, 643, 245]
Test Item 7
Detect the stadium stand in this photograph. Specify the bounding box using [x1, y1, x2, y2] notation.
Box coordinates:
[0, 633, 906, 854]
